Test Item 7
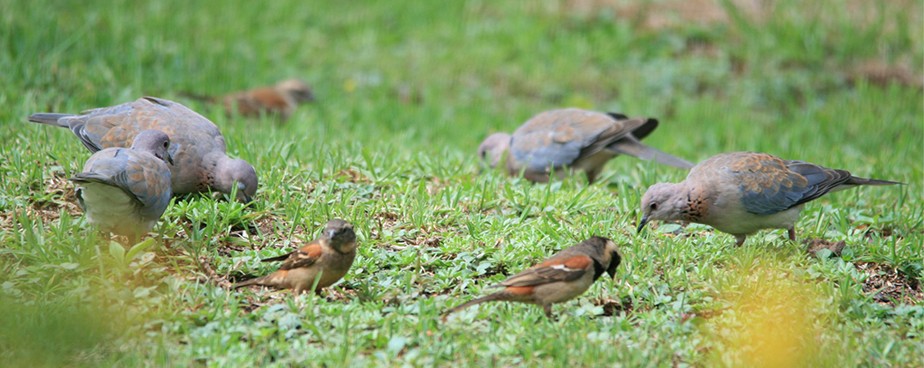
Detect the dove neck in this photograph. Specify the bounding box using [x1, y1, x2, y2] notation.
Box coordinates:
[204, 153, 236, 191]
[675, 184, 710, 222]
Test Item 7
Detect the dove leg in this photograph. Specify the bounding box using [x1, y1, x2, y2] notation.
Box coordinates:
[734, 235, 747, 247]
[788, 227, 796, 241]
[543, 304, 553, 319]
[584, 168, 600, 184]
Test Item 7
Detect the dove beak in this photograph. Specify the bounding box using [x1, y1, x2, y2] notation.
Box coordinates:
[166, 152, 175, 166]
[637, 216, 649, 233]
[236, 183, 253, 203]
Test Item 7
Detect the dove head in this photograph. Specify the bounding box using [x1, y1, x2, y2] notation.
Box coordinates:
[131, 130, 174, 165]
[477, 133, 511, 168]
[276, 78, 315, 103]
[215, 156, 258, 203]
[322, 219, 356, 253]
[638, 183, 686, 232]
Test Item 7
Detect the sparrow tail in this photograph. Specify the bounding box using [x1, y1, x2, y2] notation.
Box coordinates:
[442, 293, 505, 316]
[232, 276, 266, 289]
[260, 253, 290, 263]
[27, 113, 73, 128]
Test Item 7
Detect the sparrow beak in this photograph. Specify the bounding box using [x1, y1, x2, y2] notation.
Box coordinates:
[637, 216, 649, 233]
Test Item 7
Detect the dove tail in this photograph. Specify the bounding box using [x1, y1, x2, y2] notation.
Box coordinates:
[69, 172, 110, 185]
[608, 140, 695, 169]
[28, 113, 73, 128]
[177, 91, 217, 103]
[847, 176, 903, 186]
[442, 293, 505, 317]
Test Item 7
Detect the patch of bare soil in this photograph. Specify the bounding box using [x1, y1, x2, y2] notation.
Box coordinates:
[594, 297, 633, 317]
[855, 261, 922, 306]
[1, 172, 83, 233]
[804, 238, 846, 258]
[846, 61, 923, 90]
[336, 168, 371, 183]
[34, 172, 82, 219]
[563, 0, 768, 30]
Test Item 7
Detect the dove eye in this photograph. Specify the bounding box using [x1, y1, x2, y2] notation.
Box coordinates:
[649, 203, 658, 211]
[163, 141, 169, 148]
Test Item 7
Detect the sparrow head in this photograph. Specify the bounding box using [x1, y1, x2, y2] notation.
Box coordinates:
[131, 129, 174, 165]
[584, 236, 622, 279]
[213, 155, 258, 203]
[477, 133, 511, 169]
[638, 183, 683, 233]
[276, 78, 315, 103]
[323, 219, 356, 253]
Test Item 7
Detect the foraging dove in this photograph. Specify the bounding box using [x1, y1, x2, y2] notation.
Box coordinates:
[477, 108, 694, 183]
[70, 130, 173, 242]
[638, 152, 901, 246]
[28, 97, 258, 202]
[443, 236, 621, 319]
[182, 78, 315, 121]
[233, 219, 357, 294]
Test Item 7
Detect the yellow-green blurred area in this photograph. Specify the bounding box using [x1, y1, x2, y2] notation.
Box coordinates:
[0, 296, 112, 367]
[0, 0, 921, 366]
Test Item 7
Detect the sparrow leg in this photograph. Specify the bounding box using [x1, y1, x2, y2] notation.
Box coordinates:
[787, 227, 796, 242]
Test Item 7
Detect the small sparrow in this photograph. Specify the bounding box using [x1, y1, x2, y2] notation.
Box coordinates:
[233, 219, 357, 294]
[444, 236, 621, 319]
[184, 78, 314, 121]
[70, 130, 173, 243]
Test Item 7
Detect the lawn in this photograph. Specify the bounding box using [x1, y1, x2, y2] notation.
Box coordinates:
[0, 0, 922, 366]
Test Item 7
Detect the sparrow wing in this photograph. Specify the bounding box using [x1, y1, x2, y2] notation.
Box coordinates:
[499, 255, 592, 287]
[261, 243, 323, 270]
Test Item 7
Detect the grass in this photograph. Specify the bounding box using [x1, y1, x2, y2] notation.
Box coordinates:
[0, 0, 922, 366]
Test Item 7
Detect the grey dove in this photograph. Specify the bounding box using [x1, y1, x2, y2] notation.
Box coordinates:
[70, 130, 173, 242]
[478, 108, 694, 183]
[638, 152, 901, 246]
[28, 97, 258, 202]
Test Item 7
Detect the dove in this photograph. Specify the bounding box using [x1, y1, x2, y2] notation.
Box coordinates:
[182, 78, 315, 120]
[28, 96, 258, 202]
[477, 108, 694, 183]
[233, 219, 357, 294]
[638, 152, 901, 246]
[70, 130, 173, 242]
[443, 236, 621, 319]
